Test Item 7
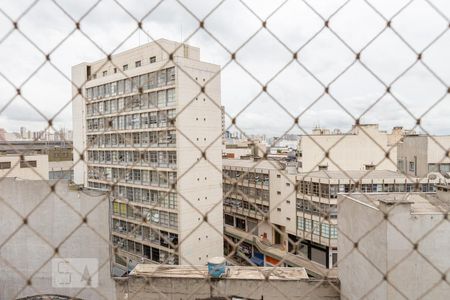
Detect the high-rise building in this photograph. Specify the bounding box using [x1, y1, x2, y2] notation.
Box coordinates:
[72, 39, 224, 270]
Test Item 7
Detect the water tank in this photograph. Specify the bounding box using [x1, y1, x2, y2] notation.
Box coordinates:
[207, 257, 227, 278]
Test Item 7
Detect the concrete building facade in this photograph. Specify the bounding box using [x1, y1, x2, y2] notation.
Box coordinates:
[0, 179, 115, 300]
[0, 141, 74, 180]
[0, 154, 49, 180]
[338, 192, 450, 300]
[72, 39, 224, 270]
[397, 134, 450, 178]
[299, 124, 405, 172]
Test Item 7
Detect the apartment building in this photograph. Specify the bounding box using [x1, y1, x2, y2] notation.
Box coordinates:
[397, 134, 450, 177]
[338, 191, 450, 299]
[222, 158, 443, 273]
[299, 124, 405, 172]
[72, 39, 224, 270]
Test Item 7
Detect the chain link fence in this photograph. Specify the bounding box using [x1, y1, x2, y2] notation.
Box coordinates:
[1, 0, 450, 299]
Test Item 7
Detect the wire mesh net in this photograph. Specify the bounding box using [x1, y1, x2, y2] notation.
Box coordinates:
[0, 0, 450, 299]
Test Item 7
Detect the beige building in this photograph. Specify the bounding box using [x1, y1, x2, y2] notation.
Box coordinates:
[0, 179, 115, 300]
[0, 154, 49, 180]
[72, 39, 224, 270]
[223, 158, 443, 275]
[397, 134, 450, 178]
[338, 192, 450, 300]
[0, 140, 73, 180]
[299, 124, 405, 172]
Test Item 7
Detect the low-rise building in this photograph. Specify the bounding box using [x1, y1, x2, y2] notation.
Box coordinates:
[0, 141, 74, 180]
[222, 159, 444, 276]
[397, 134, 450, 177]
[0, 154, 49, 180]
[338, 191, 450, 300]
[299, 124, 405, 172]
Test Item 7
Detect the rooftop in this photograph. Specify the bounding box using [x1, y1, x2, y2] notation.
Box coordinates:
[297, 170, 418, 181]
[130, 265, 309, 280]
[343, 193, 450, 214]
[0, 140, 72, 152]
[222, 159, 281, 170]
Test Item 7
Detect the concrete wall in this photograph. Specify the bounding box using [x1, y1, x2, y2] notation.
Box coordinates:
[71, 63, 88, 185]
[397, 135, 428, 177]
[427, 136, 450, 166]
[115, 275, 339, 300]
[301, 125, 397, 172]
[175, 56, 224, 265]
[384, 202, 449, 300]
[269, 169, 297, 238]
[0, 179, 115, 300]
[338, 195, 387, 300]
[0, 154, 49, 180]
[338, 195, 450, 300]
[397, 135, 450, 177]
[49, 160, 74, 173]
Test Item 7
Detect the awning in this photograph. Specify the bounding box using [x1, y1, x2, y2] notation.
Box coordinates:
[112, 265, 127, 277]
[250, 255, 264, 266]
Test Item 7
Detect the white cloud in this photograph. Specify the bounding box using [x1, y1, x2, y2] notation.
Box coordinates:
[0, 0, 449, 137]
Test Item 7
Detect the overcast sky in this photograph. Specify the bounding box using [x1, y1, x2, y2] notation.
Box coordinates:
[0, 0, 449, 137]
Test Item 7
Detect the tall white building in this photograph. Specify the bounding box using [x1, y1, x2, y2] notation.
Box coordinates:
[72, 39, 224, 269]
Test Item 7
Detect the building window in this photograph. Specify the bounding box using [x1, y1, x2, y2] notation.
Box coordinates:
[224, 214, 234, 226]
[277, 174, 281, 178]
[102, 70, 107, 77]
[321, 223, 330, 238]
[440, 164, 450, 173]
[304, 219, 312, 232]
[20, 160, 37, 168]
[297, 217, 304, 230]
[319, 165, 328, 171]
[235, 217, 246, 231]
[123, 64, 128, 71]
[150, 56, 156, 63]
[277, 208, 281, 212]
[286, 183, 290, 187]
[330, 225, 337, 238]
[365, 164, 375, 170]
[409, 161, 415, 172]
[0, 161, 11, 169]
[114, 67, 117, 73]
[135, 60, 141, 67]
